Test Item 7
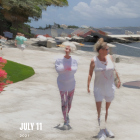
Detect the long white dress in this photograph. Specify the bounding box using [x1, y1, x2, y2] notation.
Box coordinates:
[55, 56, 78, 91]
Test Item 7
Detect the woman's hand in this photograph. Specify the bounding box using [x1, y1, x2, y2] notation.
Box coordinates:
[87, 87, 90, 93]
[117, 81, 121, 88]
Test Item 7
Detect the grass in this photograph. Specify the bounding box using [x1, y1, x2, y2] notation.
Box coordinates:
[3, 60, 35, 83]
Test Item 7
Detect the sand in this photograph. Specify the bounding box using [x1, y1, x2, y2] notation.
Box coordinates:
[0, 43, 140, 140]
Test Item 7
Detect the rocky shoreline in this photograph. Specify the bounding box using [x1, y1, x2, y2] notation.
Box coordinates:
[2, 39, 140, 65]
[84, 33, 140, 43]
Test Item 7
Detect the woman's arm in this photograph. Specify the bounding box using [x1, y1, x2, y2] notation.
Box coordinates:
[15, 40, 17, 46]
[87, 58, 95, 93]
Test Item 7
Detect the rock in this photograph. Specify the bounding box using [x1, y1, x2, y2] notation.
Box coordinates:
[115, 57, 120, 63]
[47, 40, 57, 48]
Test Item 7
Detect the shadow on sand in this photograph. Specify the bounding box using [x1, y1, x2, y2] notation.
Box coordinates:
[91, 135, 98, 139]
[54, 124, 72, 131]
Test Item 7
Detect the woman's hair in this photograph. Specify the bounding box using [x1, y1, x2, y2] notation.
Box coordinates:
[96, 42, 107, 52]
[94, 38, 107, 52]
[94, 38, 104, 51]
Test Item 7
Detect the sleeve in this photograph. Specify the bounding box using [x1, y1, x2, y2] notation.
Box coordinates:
[55, 59, 60, 73]
[23, 37, 27, 41]
[15, 36, 18, 41]
[75, 59, 78, 67]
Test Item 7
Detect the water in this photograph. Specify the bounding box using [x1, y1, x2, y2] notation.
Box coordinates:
[31, 28, 140, 58]
[100, 27, 140, 35]
[82, 42, 140, 58]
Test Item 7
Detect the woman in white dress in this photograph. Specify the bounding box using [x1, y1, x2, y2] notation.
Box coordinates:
[55, 45, 78, 130]
[87, 40, 121, 140]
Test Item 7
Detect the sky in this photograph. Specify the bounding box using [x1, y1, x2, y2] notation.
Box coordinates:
[29, 0, 140, 28]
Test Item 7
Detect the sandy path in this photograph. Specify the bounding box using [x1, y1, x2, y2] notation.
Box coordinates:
[0, 48, 139, 140]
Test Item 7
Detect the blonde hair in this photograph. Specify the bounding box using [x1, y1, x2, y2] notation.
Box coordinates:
[96, 42, 107, 52]
[94, 38, 108, 52]
[94, 38, 104, 51]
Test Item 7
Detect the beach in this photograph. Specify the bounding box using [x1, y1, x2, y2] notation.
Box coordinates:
[0, 44, 140, 139]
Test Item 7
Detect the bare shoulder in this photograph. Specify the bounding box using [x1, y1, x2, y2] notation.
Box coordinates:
[90, 58, 95, 67]
[91, 58, 95, 63]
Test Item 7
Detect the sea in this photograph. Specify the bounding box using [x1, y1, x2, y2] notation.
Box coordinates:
[31, 27, 140, 58]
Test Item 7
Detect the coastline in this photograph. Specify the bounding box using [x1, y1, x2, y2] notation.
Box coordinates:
[2, 39, 140, 64]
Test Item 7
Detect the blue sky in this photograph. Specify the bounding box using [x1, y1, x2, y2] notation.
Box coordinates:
[29, 0, 140, 28]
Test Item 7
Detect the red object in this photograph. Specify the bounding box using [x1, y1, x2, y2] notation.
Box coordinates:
[0, 57, 13, 93]
[43, 34, 52, 37]
[35, 34, 52, 38]
[82, 30, 96, 38]
[35, 34, 40, 38]
[67, 34, 71, 37]
[98, 30, 108, 36]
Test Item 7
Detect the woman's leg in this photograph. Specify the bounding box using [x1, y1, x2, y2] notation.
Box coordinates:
[67, 89, 75, 113]
[96, 102, 102, 126]
[105, 102, 111, 122]
[104, 102, 115, 138]
[60, 91, 68, 123]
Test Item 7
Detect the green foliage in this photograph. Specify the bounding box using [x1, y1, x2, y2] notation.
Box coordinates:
[17, 28, 32, 37]
[38, 26, 44, 29]
[0, 0, 68, 22]
[10, 26, 16, 31]
[68, 25, 79, 28]
[3, 60, 35, 83]
[0, 12, 4, 21]
[23, 24, 30, 28]
[9, 25, 32, 37]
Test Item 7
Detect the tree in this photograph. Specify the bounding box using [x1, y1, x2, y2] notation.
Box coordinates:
[38, 26, 44, 29]
[0, 0, 68, 32]
[68, 25, 79, 28]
